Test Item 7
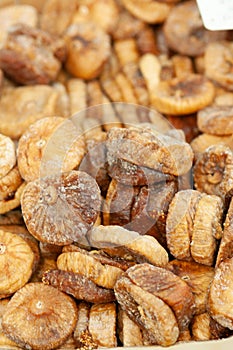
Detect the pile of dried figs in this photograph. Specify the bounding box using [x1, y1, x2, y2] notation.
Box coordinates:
[0, 0, 233, 349]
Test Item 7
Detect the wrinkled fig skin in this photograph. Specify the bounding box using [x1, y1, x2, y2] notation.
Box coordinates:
[21, 170, 101, 246]
[2, 282, 78, 350]
[0, 24, 66, 85]
[106, 126, 194, 176]
[167, 260, 215, 315]
[43, 269, 115, 303]
[114, 275, 179, 346]
[194, 144, 233, 203]
[163, 0, 227, 57]
[125, 263, 195, 331]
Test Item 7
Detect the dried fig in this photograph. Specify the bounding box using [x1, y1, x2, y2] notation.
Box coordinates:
[0, 85, 59, 139]
[65, 22, 111, 80]
[191, 134, 233, 161]
[205, 41, 233, 91]
[208, 257, 233, 330]
[168, 260, 215, 314]
[88, 303, 117, 348]
[21, 170, 101, 245]
[40, 0, 77, 35]
[151, 74, 215, 115]
[216, 198, 233, 266]
[121, 0, 172, 24]
[106, 126, 193, 176]
[57, 248, 124, 289]
[88, 225, 169, 266]
[17, 116, 86, 182]
[0, 24, 66, 85]
[0, 133, 16, 179]
[166, 190, 223, 265]
[0, 229, 34, 298]
[163, 0, 227, 56]
[193, 144, 233, 202]
[125, 263, 195, 331]
[114, 274, 179, 346]
[43, 269, 115, 303]
[2, 282, 78, 350]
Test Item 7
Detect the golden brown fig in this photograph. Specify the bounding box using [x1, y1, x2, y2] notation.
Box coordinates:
[0, 229, 34, 298]
[168, 260, 215, 315]
[0, 24, 66, 85]
[21, 170, 101, 245]
[151, 74, 215, 115]
[40, 0, 77, 35]
[197, 106, 233, 136]
[191, 194, 223, 266]
[0, 167, 23, 202]
[2, 282, 78, 350]
[193, 144, 233, 202]
[65, 22, 111, 80]
[42, 269, 115, 303]
[0, 133, 16, 179]
[121, 0, 172, 24]
[0, 224, 40, 274]
[115, 274, 179, 346]
[85, 0, 119, 34]
[57, 248, 124, 289]
[113, 7, 145, 40]
[88, 225, 169, 266]
[136, 25, 158, 55]
[67, 78, 87, 115]
[167, 190, 223, 266]
[163, 0, 227, 56]
[106, 126, 194, 176]
[125, 263, 195, 331]
[139, 53, 161, 97]
[118, 307, 144, 346]
[123, 61, 149, 106]
[115, 72, 138, 104]
[114, 38, 139, 66]
[17, 116, 86, 182]
[191, 134, 233, 161]
[208, 257, 233, 330]
[0, 299, 19, 348]
[0, 210, 24, 226]
[88, 303, 117, 348]
[166, 189, 202, 261]
[216, 198, 233, 266]
[0, 4, 38, 48]
[0, 85, 59, 139]
[0, 182, 25, 215]
[191, 313, 211, 341]
[205, 41, 233, 91]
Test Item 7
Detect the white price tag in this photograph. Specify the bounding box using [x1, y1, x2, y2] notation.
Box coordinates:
[196, 0, 233, 30]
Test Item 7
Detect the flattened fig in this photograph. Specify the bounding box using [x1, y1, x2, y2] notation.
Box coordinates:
[89, 303, 117, 348]
[0, 229, 34, 297]
[114, 275, 179, 346]
[42, 269, 115, 303]
[2, 282, 78, 350]
[194, 144, 233, 202]
[168, 260, 214, 314]
[126, 263, 195, 330]
[57, 249, 124, 289]
[21, 170, 101, 245]
[208, 257, 233, 330]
